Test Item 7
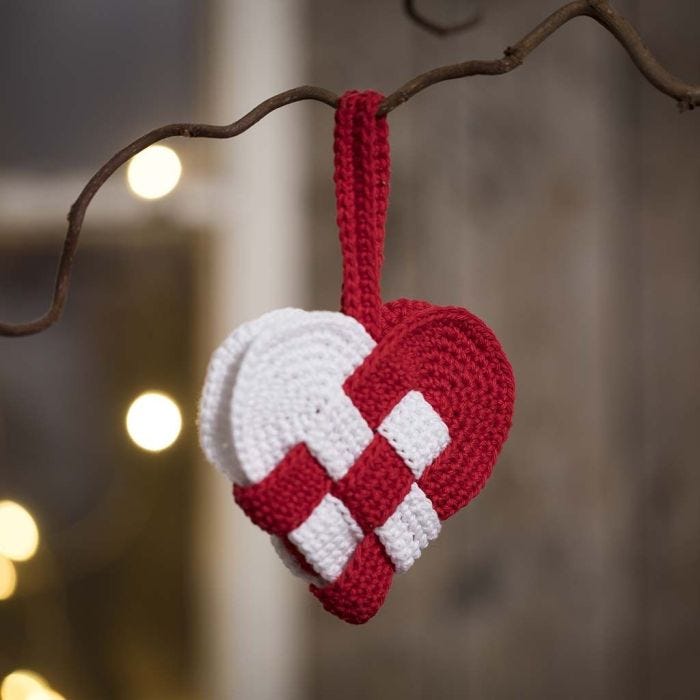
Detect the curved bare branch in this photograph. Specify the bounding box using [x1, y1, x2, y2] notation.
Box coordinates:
[1, 0, 697, 337]
[0, 87, 338, 337]
[379, 0, 700, 114]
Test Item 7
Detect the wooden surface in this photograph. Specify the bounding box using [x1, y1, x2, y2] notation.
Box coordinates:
[302, 1, 700, 697]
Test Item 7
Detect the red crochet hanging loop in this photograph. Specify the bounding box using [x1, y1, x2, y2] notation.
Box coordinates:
[334, 90, 390, 340]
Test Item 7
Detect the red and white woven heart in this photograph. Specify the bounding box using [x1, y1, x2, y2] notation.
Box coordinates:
[199, 91, 515, 624]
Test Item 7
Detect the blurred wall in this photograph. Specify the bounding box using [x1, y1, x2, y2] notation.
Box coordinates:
[0, 0, 201, 171]
[196, 2, 310, 699]
[0, 3, 206, 699]
[301, 0, 700, 698]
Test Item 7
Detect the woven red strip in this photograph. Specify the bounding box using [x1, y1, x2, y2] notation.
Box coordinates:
[342, 339, 415, 430]
[331, 433, 415, 533]
[311, 533, 394, 625]
[334, 90, 390, 340]
[233, 443, 331, 536]
[362, 301, 515, 521]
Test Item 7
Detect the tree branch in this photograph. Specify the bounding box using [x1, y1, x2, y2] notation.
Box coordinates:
[380, 0, 700, 114]
[1, 0, 697, 337]
[404, 0, 482, 37]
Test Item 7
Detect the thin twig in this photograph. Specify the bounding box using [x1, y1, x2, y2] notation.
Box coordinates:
[1, 0, 697, 337]
[379, 0, 700, 114]
[404, 0, 481, 37]
[0, 87, 338, 338]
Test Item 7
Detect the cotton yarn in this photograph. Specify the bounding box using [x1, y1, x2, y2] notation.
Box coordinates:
[199, 91, 515, 624]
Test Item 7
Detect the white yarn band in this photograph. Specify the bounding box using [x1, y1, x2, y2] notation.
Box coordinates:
[289, 494, 363, 583]
[375, 483, 441, 573]
[378, 390, 450, 479]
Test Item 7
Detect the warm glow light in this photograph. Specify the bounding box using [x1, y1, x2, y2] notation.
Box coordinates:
[126, 144, 182, 200]
[0, 502, 39, 562]
[126, 391, 183, 452]
[1, 671, 48, 700]
[0, 556, 17, 601]
[27, 691, 65, 700]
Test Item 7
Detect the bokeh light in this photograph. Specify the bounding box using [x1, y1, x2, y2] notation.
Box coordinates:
[0, 671, 48, 700]
[27, 690, 65, 700]
[126, 391, 183, 452]
[126, 144, 182, 200]
[0, 502, 39, 562]
[0, 556, 17, 601]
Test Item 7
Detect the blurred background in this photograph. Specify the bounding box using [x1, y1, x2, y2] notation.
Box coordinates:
[0, 1, 698, 698]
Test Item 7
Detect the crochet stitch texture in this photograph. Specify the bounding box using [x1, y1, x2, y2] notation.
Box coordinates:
[199, 91, 515, 624]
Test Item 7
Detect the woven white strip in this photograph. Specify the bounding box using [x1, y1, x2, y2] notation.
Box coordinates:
[200, 308, 376, 485]
[198, 308, 308, 483]
[375, 483, 441, 573]
[233, 311, 376, 483]
[305, 389, 374, 480]
[289, 494, 363, 583]
[270, 535, 323, 586]
[378, 390, 451, 478]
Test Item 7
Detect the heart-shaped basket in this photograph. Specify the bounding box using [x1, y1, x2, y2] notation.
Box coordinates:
[199, 91, 515, 624]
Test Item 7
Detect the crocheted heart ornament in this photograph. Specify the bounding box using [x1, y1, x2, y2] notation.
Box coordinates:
[199, 91, 515, 624]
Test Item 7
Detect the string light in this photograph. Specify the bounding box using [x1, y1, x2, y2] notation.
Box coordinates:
[0, 672, 66, 700]
[1, 671, 47, 700]
[0, 556, 17, 601]
[27, 691, 65, 700]
[126, 144, 182, 200]
[126, 391, 183, 452]
[0, 502, 39, 562]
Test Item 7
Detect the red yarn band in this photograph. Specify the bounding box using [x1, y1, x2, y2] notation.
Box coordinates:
[334, 90, 390, 340]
